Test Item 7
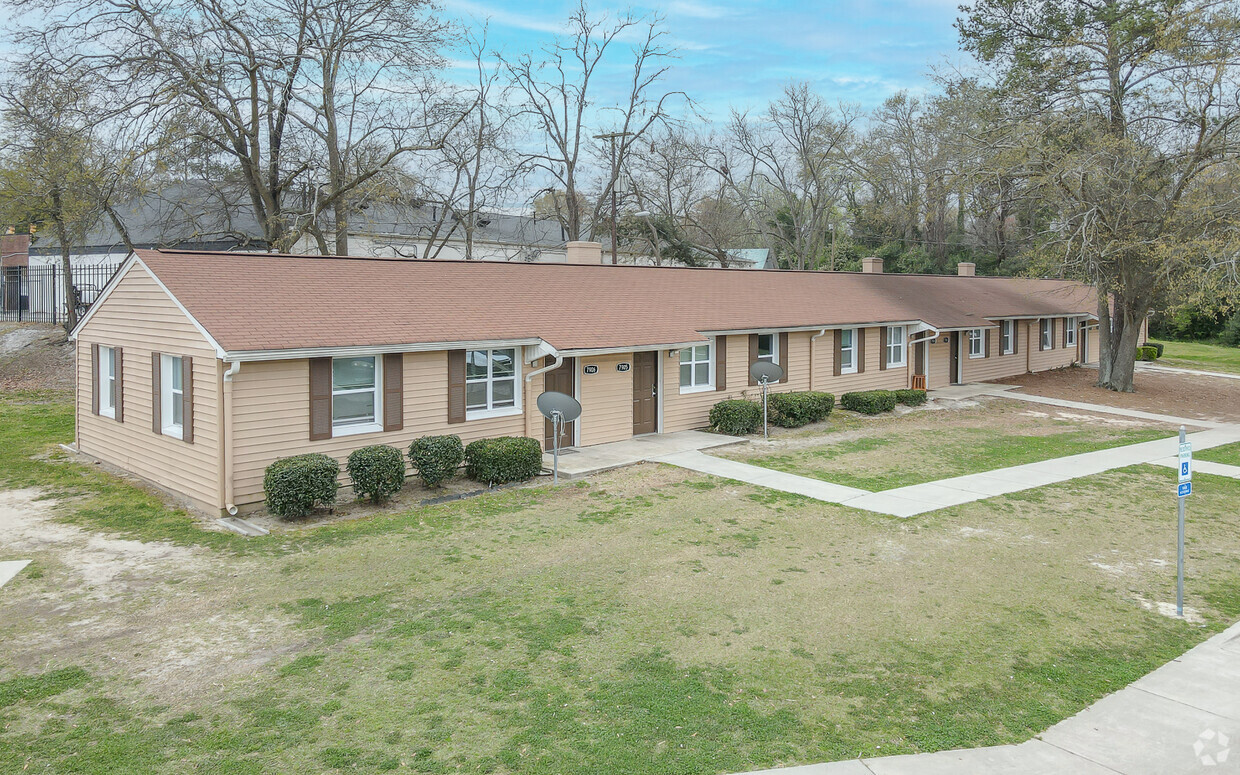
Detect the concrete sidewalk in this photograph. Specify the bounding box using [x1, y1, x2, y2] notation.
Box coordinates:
[656, 425, 1240, 518]
[738, 618, 1240, 775]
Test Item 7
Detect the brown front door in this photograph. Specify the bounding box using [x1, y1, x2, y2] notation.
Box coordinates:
[632, 351, 658, 435]
[914, 339, 926, 377]
[948, 333, 961, 385]
[543, 357, 576, 449]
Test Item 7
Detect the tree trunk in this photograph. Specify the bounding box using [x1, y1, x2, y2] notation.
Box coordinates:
[1097, 291, 1143, 392]
[50, 187, 78, 332]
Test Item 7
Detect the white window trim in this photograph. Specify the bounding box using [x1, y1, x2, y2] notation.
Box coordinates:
[968, 328, 986, 359]
[332, 355, 384, 436]
[679, 343, 714, 394]
[465, 348, 523, 420]
[885, 325, 906, 368]
[756, 333, 779, 365]
[160, 354, 183, 439]
[1065, 318, 1077, 347]
[840, 328, 858, 375]
[99, 345, 116, 419]
[1041, 320, 1053, 350]
[1001, 321, 1014, 355]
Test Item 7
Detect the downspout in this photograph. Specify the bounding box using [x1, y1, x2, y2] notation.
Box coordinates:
[809, 328, 828, 391]
[907, 328, 939, 387]
[523, 353, 563, 440]
[223, 360, 241, 516]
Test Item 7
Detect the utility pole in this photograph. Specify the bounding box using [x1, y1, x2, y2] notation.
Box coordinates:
[594, 131, 632, 265]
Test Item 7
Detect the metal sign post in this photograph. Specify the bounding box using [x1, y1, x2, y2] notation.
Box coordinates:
[1177, 425, 1191, 617]
[748, 362, 785, 441]
[536, 391, 582, 486]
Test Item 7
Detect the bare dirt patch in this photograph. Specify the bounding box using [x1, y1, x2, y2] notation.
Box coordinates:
[994, 366, 1240, 423]
[0, 323, 74, 391]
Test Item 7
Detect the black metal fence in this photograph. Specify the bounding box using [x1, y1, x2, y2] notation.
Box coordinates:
[0, 263, 121, 325]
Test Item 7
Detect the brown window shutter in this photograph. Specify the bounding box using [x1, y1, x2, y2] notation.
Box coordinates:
[1049, 320, 1056, 349]
[833, 330, 842, 376]
[778, 332, 789, 382]
[879, 327, 889, 371]
[309, 357, 333, 440]
[857, 328, 866, 374]
[383, 353, 404, 431]
[1063, 319, 1069, 348]
[748, 334, 759, 385]
[91, 344, 101, 415]
[151, 352, 162, 434]
[447, 349, 466, 424]
[985, 329, 992, 358]
[715, 336, 727, 391]
[181, 355, 194, 444]
[114, 347, 124, 423]
[1012, 323, 1019, 355]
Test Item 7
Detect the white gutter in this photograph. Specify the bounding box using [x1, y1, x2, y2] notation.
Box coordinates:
[809, 328, 828, 390]
[224, 338, 546, 363]
[562, 342, 704, 358]
[222, 360, 242, 516]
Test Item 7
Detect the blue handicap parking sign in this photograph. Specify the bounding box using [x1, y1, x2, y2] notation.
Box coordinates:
[1178, 481, 1193, 497]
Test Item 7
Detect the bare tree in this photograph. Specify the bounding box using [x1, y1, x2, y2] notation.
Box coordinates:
[504, 1, 683, 251]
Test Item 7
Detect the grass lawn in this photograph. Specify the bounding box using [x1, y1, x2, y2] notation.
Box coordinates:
[2, 391, 1239, 774]
[1198, 441, 1240, 468]
[1149, 338, 1240, 375]
[716, 400, 1173, 492]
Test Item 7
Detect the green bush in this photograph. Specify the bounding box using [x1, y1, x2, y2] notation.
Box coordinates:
[709, 399, 762, 435]
[840, 390, 898, 415]
[1221, 313, 1240, 347]
[264, 453, 340, 518]
[1135, 345, 1159, 362]
[464, 437, 543, 486]
[1149, 341, 1166, 358]
[408, 435, 465, 488]
[768, 391, 835, 428]
[894, 388, 927, 406]
[346, 445, 406, 503]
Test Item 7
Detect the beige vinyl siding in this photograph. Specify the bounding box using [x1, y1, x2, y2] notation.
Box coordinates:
[230, 351, 545, 506]
[809, 327, 910, 395]
[1028, 318, 1078, 373]
[925, 335, 954, 389]
[75, 262, 222, 512]
[960, 325, 1031, 383]
[662, 332, 814, 433]
[577, 353, 634, 445]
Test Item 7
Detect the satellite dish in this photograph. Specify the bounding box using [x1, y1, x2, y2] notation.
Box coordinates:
[537, 391, 582, 423]
[749, 361, 784, 384]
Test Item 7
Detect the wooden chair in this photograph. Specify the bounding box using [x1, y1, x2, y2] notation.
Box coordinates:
[911, 374, 927, 390]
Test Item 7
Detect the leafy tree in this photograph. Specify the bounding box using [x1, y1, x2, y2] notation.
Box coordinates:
[959, 0, 1240, 391]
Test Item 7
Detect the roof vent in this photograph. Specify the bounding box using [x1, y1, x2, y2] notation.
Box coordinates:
[957, 262, 976, 277]
[861, 256, 883, 273]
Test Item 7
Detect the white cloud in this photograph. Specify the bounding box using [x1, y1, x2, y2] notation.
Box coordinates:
[667, 0, 734, 19]
[444, 0, 566, 34]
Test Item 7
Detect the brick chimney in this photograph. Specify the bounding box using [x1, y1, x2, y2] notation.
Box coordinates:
[957, 262, 976, 277]
[861, 256, 883, 274]
[1, 233, 30, 268]
[565, 241, 603, 265]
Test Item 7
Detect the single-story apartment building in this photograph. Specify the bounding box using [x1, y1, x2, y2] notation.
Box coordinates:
[70, 243, 1115, 515]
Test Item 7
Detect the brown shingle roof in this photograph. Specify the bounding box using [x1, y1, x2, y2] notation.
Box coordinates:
[134, 249, 1096, 354]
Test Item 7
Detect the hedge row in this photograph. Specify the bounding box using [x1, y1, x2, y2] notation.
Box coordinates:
[1136, 345, 1161, 362]
[840, 390, 898, 415]
[265, 433, 544, 518]
[709, 391, 835, 435]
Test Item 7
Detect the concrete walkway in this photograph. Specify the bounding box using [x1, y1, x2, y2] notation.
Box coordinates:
[737, 618, 1240, 775]
[0, 560, 30, 590]
[655, 392, 1240, 518]
[1134, 361, 1240, 382]
[543, 429, 744, 478]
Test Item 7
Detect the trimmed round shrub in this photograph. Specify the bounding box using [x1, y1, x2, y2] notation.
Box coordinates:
[464, 437, 543, 485]
[768, 391, 835, 428]
[264, 453, 340, 519]
[346, 444, 406, 503]
[894, 388, 927, 406]
[1149, 341, 1166, 358]
[408, 434, 465, 488]
[1135, 345, 1159, 362]
[709, 399, 762, 435]
[840, 390, 898, 415]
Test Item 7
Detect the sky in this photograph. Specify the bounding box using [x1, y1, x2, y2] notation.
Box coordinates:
[442, 0, 968, 119]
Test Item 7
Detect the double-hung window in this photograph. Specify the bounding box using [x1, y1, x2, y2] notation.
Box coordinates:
[756, 334, 777, 364]
[885, 326, 906, 367]
[679, 344, 712, 391]
[1065, 318, 1077, 347]
[99, 346, 117, 418]
[1041, 319, 1054, 350]
[839, 328, 858, 374]
[968, 328, 985, 358]
[1000, 321, 1014, 355]
[161, 354, 185, 438]
[332, 356, 382, 434]
[466, 348, 519, 416]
